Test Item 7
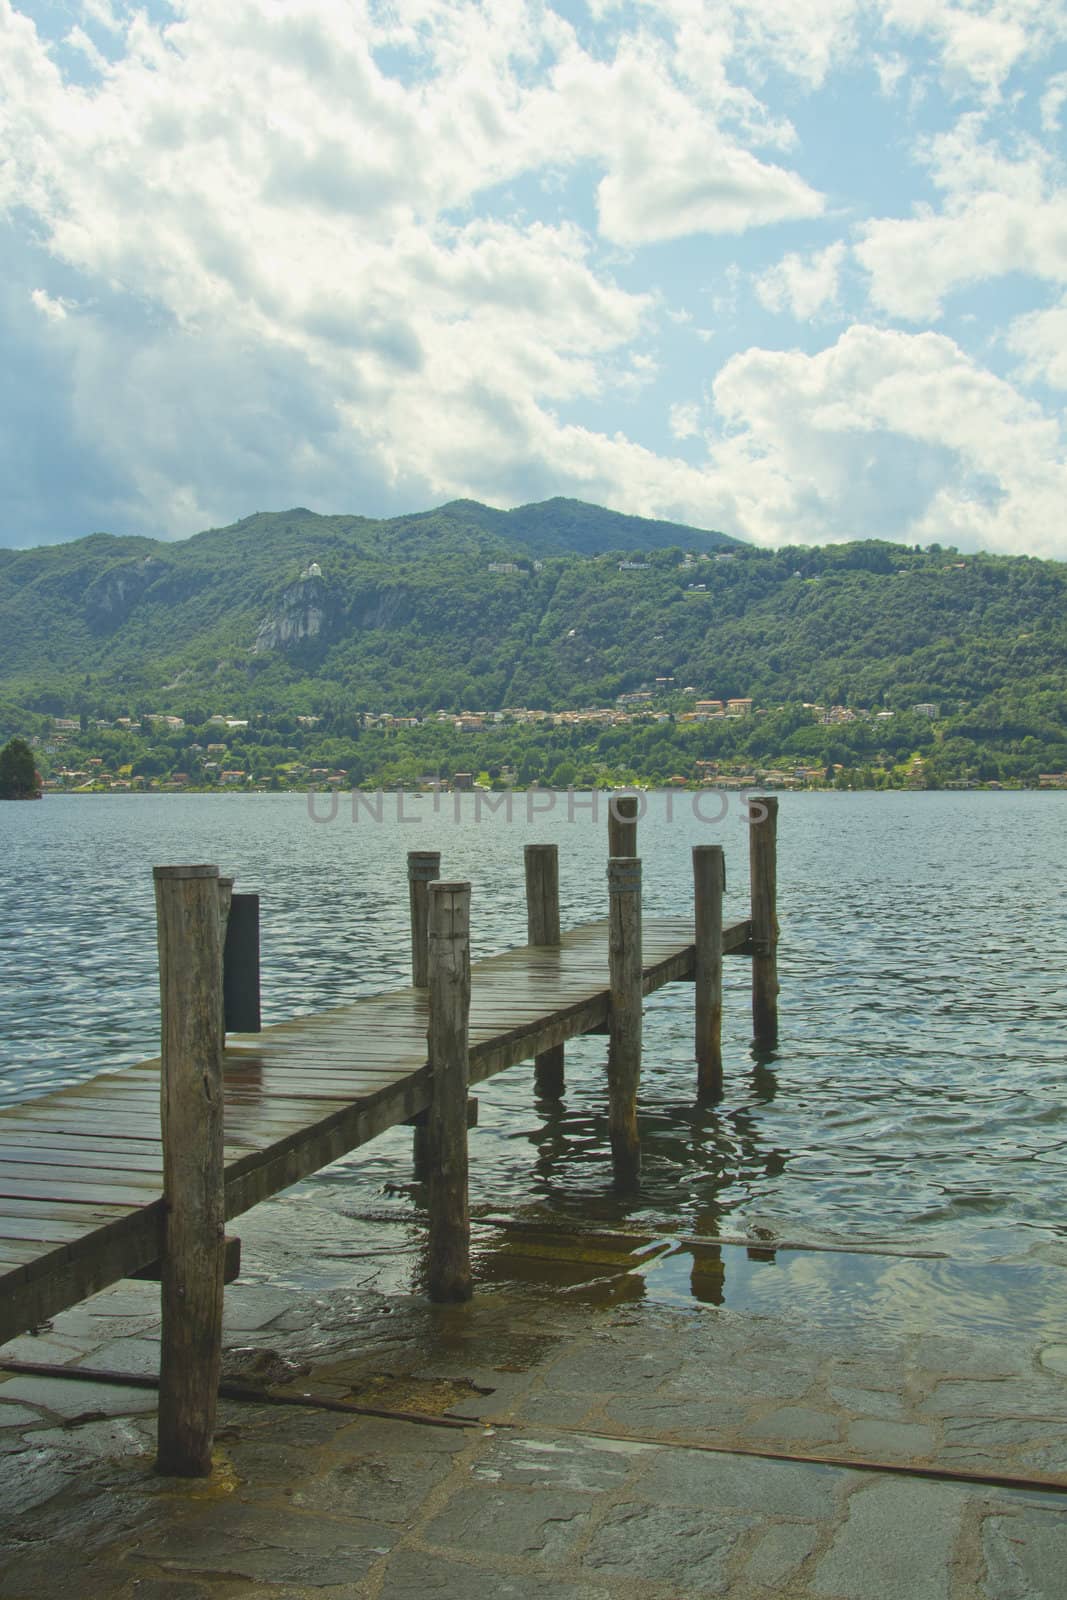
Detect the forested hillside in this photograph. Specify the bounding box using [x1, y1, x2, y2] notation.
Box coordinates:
[1, 498, 1065, 790]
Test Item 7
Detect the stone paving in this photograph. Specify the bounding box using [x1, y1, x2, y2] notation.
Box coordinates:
[1, 1241, 1065, 1599]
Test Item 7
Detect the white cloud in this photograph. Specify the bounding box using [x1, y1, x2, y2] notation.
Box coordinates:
[669, 401, 702, 440]
[873, 51, 909, 95]
[879, 0, 1067, 93]
[705, 325, 1067, 556]
[1040, 69, 1067, 131]
[624, 0, 862, 91]
[2, 0, 1067, 555]
[64, 23, 108, 70]
[755, 242, 846, 318]
[627, 0, 1066, 98]
[597, 140, 823, 244]
[856, 117, 1067, 319]
[731, 0, 862, 88]
[30, 288, 69, 321]
[80, 0, 122, 34]
[1008, 296, 1067, 388]
[0, 0, 827, 540]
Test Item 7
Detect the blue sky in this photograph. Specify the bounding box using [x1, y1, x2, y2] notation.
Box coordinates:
[1, 0, 1065, 555]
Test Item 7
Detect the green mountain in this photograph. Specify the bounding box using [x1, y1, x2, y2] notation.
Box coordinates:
[1, 501, 1066, 777]
[0, 498, 739, 709]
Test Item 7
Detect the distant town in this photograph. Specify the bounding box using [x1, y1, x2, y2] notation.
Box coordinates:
[24, 692, 1067, 795]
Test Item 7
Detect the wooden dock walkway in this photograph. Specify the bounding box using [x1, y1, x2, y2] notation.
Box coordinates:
[0, 913, 751, 1346]
[0, 797, 781, 1473]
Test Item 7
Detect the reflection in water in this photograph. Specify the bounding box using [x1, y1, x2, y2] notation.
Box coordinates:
[459, 1218, 1066, 1342]
[749, 1056, 779, 1103]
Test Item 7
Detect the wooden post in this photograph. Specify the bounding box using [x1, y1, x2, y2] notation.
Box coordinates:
[427, 880, 473, 1303]
[223, 893, 261, 1033]
[153, 865, 226, 1478]
[408, 851, 441, 988]
[749, 796, 779, 1050]
[217, 876, 234, 936]
[693, 845, 725, 1099]
[607, 856, 642, 1189]
[608, 794, 639, 858]
[524, 843, 564, 1098]
[410, 852, 442, 1175]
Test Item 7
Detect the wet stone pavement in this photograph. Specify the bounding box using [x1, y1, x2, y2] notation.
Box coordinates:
[1, 1243, 1066, 1599]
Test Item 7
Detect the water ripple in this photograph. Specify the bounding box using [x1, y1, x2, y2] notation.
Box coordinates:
[1, 790, 1065, 1263]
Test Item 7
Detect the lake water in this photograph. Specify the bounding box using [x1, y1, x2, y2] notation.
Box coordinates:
[2, 790, 1066, 1289]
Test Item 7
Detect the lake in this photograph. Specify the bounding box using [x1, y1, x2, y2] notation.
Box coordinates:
[2, 790, 1065, 1289]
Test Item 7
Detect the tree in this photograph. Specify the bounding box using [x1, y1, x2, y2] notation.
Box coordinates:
[0, 738, 40, 799]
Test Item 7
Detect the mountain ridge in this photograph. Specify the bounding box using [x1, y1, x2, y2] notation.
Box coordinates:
[0, 501, 1064, 788]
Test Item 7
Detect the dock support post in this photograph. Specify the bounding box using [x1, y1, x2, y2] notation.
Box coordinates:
[427, 880, 473, 1302]
[408, 851, 442, 988]
[217, 876, 234, 938]
[410, 852, 442, 1175]
[608, 794, 639, 858]
[153, 864, 226, 1478]
[693, 844, 725, 1099]
[223, 893, 261, 1034]
[607, 856, 642, 1189]
[524, 843, 564, 1098]
[749, 796, 779, 1050]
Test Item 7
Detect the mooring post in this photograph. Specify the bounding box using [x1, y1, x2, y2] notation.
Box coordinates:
[153, 865, 226, 1478]
[223, 892, 261, 1033]
[409, 852, 442, 1175]
[408, 851, 442, 989]
[427, 880, 473, 1302]
[217, 875, 234, 937]
[693, 844, 725, 1099]
[608, 793, 639, 858]
[749, 796, 779, 1049]
[607, 856, 642, 1188]
[524, 843, 564, 1098]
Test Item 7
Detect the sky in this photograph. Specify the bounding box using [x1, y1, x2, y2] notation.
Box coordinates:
[1, 1, 1066, 557]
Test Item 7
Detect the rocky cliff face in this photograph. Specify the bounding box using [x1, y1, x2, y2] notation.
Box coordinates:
[83, 557, 170, 627]
[254, 571, 338, 652]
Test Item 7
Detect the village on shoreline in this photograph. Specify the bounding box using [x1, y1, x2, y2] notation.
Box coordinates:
[20, 691, 1067, 796]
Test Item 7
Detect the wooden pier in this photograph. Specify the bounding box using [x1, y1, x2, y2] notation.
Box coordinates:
[0, 797, 780, 1473]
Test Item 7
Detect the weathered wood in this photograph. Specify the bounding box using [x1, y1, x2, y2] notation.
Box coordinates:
[408, 852, 442, 988]
[153, 863, 226, 1478]
[524, 844, 564, 1097]
[749, 796, 780, 1049]
[223, 892, 261, 1034]
[607, 857, 642, 1188]
[608, 794, 639, 858]
[0, 912, 755, 1349]
[217, 877, 234, 937]
[426, 880, 473, 1302]
[134, 1235, 241, 1286]
[693, 845, 725, 1099]
[408, 851, 441, 1170]
[409, 1098, 479, 1180]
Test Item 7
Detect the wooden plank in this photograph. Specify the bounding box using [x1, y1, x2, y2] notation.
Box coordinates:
[0, 1213, 128, 1245]
[0, 1140, 163, 1172]
[0, 1206, 161, 1345]
[0, 1173, 160, 1206]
